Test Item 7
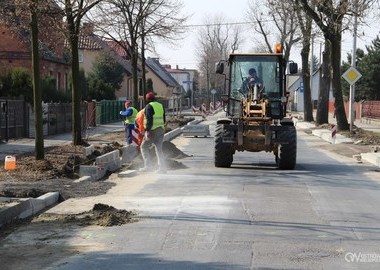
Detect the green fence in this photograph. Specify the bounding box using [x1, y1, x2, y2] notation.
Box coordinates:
[95, 100, 125, 125]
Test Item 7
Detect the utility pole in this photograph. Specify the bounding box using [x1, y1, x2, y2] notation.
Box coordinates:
[310, 34, 314, 97]
[349, 3, 358, 133]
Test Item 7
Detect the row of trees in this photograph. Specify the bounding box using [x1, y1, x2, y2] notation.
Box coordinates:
[196, 0, 379, 132]
[0, 0, 187, 159]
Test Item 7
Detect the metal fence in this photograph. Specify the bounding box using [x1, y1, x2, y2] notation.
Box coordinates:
[0, 99, 28, 141]
[1, 99, 172, 140]
[95, 100, 125, 125]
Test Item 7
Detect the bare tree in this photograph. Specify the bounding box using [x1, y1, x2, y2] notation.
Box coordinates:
[53, 0, 101, 145]
[138, 0, 187, 106]
[93, 0, 187, 108]
[247, 0, 301, 62]
[197, 15, 242, 102]
[298, 0, 375, 131]
[30, 0, 44, 159]
[318, 40, 332, 124]
[294, 0, 314, 122]
[0, 0, 45, 158]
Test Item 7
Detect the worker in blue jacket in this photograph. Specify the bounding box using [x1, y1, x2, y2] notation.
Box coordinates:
[120, 100, 138, 144]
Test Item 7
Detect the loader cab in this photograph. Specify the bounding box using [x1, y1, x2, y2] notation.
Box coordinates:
[216, 53, 297, 119]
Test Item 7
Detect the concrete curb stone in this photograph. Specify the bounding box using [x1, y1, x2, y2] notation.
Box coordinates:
[0, 192, 60, 227]
[295, 119, 380, 169]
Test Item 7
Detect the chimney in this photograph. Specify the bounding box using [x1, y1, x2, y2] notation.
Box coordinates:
[82, 23, 94, 35]
[176, 65, 179, 69]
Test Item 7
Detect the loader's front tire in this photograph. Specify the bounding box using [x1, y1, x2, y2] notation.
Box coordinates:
[214, 124, 233, 167]
[276, 126, 297, 170]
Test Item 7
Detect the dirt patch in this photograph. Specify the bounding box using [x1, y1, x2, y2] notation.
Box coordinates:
[0, 117, 191, 200]
[306, 124, 380, 158]
[35, 203, 136, 227]
[313, 124, 380, 145]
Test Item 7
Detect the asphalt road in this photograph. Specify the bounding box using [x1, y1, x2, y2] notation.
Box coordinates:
[2, 114, 380, 269]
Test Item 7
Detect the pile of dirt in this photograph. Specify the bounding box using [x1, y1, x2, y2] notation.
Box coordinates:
[341, 128, 380, 145]
[35, 203, 136, 227]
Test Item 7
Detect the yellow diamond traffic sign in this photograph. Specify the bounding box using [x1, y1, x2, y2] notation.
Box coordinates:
[342, 67, 362, 85]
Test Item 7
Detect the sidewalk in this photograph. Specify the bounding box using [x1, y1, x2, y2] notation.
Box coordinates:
[0, 122, 124, 162]
[294, 112, 380, 168]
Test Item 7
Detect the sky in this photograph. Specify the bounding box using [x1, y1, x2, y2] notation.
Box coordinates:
[148, 0, 248, 70]
[147, 0, 380, 70]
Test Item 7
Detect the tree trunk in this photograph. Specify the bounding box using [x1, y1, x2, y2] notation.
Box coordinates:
[141, 33, 147, 109]
[316, 40, 330, 125]
[130, 42, 139, 108]
[300, 41, 314, 122]
[70, 34, 83, 145]
[30, 0, 44, 159]
[330, 35, 349, 130]
[66, 8, 83, 146]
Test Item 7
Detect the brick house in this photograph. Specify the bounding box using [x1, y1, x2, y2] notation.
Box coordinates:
[0, 1, 70, 92]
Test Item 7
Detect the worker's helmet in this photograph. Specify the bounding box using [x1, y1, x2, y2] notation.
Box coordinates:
[124, 100, 131, 107]
[145, 92, 155, 101]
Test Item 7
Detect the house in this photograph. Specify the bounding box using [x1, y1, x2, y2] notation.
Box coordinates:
[287, 68, 333, 112]
[79, 30, 180, 106]
[164, 65, 197, 107]
[0, 1, 70, 92]
[78, 31, 134, 101]
[145, 58, 181, 109]
[164, 65, 196, 94]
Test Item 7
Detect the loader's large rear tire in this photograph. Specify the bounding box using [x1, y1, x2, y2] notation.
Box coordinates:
[214, 124, 233, 167]
[277, 126, 297, 170]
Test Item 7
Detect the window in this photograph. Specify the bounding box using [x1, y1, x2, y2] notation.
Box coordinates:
[78, 50, 84, 63]
[230, 55, 281, 100]
[57, 72, 61, 91]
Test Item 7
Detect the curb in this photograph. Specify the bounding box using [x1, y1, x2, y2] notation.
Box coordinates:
[295, 119, 380, 168]
[0, 192, 60, 227]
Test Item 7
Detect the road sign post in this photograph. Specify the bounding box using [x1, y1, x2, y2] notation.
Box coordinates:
[342, 67, 362, 133]
[331, 124, 337, 144]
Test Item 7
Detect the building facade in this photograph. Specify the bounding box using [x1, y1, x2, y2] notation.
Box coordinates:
[0, 1, 69, 93]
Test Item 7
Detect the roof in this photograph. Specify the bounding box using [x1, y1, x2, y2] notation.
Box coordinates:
[0, 23, 68, 65]
[0, 0, 68, 65]
[145, 58, 180, 88]
[165, 68, 195, 74]
[79, 34, 134, 75]
[105, 41, 130, 58]
[78, 35, 102, 50]
[288, 75, 301, 89]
